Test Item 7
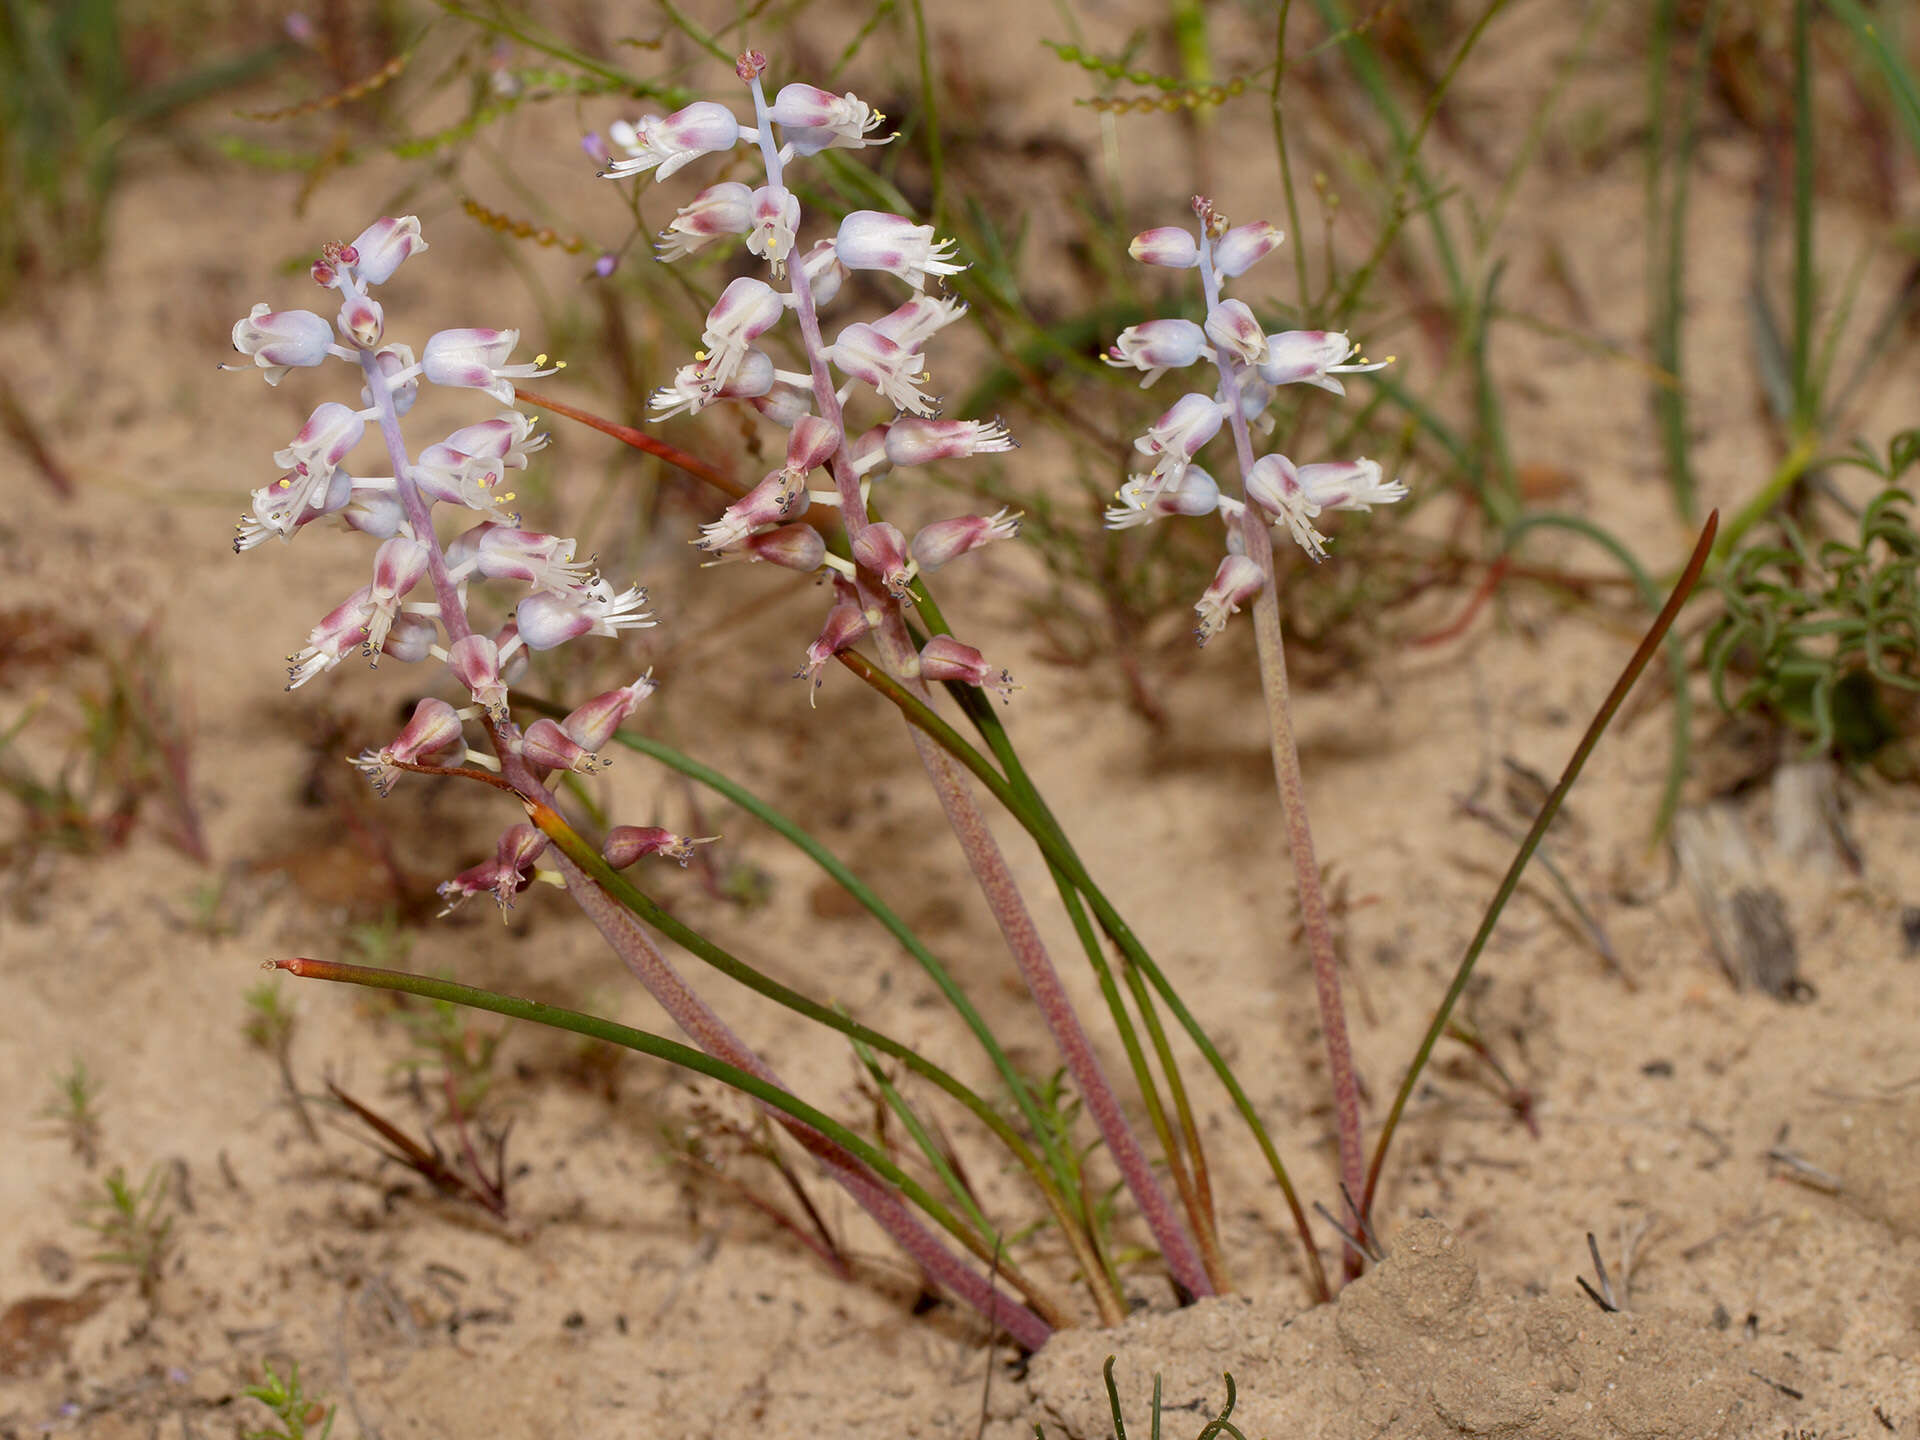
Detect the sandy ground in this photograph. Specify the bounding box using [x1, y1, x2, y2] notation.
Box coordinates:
[3, 1, 1918, 1436]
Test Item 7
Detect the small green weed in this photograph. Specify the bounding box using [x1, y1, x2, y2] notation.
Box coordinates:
[81, 1164, 174, 1299]
[242, 1359, 335, 1440]
[38, 1056, 104, 1167]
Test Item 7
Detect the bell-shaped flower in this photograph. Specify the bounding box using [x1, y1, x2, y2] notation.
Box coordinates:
[604, 825, 717, 869]
[1104, 466, 1220, 531]
[422, 328, 559, 405]
[830, 322, 937, 416]
[1194, 553, 1265, 645]
[437, 824, 550, 918]
[346, 216, 428, 285]
[361, 536, 431, 659]
[448, 633, 511, 722]
[746, 185, 801, 274]
[521, 716, 609, 775]
[516, 576, 652, 651]
[605, 101, 744, 181]
[238, 462, 353, 549]
[910, 508, 1021, 571]
[656, 181, 755, 261]
[1129, 227, 1199, 268]
[1213, 221, 1284, 278]
[274, 401, 366, 480]
[447, 410, 549, 471]
[883, 417, 1014, 468]
[1105, 318, 1207, 387]
[790, 239, 848, 308]
[1134, 392, 1225, 482]
[1204, 299, 1266, 366]
[869, 293, 967, 349]
[769, 83, 890, 154]
[560, 673, 658, 752]
[834, 211, 964, 291]
[797, 579, 872, 696]
[918, 635, 1015, 701]
[349, 697, 465, 796]
[231, 304, 336, 384]
[1246, 453, 1329, 559]
[286, 587, 374, 690]
[695, 277, 785, 398]
[851, 521, 911, 595]
[696, 467, 809, 552]
[733, 523, 827, 573]
[1296, 457, 1407, 511]
[474, 528, 594, 594]
[377, 611, 436, 664]
[1257, 331, 1391, 395]
[650, 348, 776, 419]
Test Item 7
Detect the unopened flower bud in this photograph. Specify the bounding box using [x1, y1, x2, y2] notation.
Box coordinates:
[739, 523, 827, 572]
[1203, 299, 1265, 365]
[362, 342, 418, 415]
[338, 292, 384, 350]
[918, 635, 1015, 701]
[1213, 221, 1283, 277]
[1129, 227, 1200, 268]
[798, 582, 872, 694]
[697, 469, 807, 552]
[657, 181, 755, 261]
[347, 216, 427, 285]
[521, 716, 607, 775]
[910, 508, 1021, 571]
[1194, 553, 1265, 645]
[1105, 318, 1206, 386]
[350, 696, 465, 795]
[851, 521, 912, 595]
[792, 239, 848, 307]
[603, 825, 716, 869]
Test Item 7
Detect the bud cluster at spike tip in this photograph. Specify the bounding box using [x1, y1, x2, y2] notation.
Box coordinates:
[223, 216, 692, 915]
[1100, 199, 1407, 642]
[591, 54, 1022, 702]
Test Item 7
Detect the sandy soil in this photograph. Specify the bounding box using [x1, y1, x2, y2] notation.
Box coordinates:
[3, 1, 1918, 1437]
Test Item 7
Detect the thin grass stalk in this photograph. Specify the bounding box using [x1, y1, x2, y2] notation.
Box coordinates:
[850, 1035, 996, 1241]
[1270, 0, 1312, 310]
[1790, 0, 1816, 437]
[1360, 511, 1718, 1220]
[270, 955, 1057, 1348]
[838, 650, 1332, 1303]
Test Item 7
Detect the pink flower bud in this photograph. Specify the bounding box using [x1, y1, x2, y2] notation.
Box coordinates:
[347, 216, 428, 285]
[851, 521, 911, 595]
[740, 523, 826, 572]
[521, 717, 607, 775]
[363, 536, 430, 657]
[1212, 221, 1283, 277]
[834, 211, 965, 291]
[1129, 227, 1199, 268]
[1203, 299, 1265, 365]
[337, 292, 384, 350]
[1195, 553, 1265, 645]
[605, 101, 743, 181]
[750, 383, 816, 428]
[561, 673, 658, 751]
[380, 612, 437, 663]
[1105, 318, 1206, 386]
[603, 825, 716, 869]
[231, 303, 334, 384]
[792, 239, 848, 307]
[449, 633, 510, 721]
[882, 417, 1015, 468]
[918, 635, 1015, 701]
[910, 508, 1022, 571]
